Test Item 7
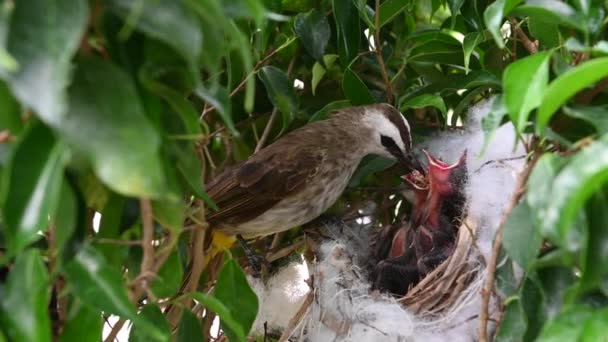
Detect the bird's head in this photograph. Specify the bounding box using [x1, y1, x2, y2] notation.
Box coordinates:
[360, 103, 422, 172]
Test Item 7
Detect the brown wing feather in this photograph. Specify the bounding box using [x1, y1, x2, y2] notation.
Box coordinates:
[205, 146, 324, 226]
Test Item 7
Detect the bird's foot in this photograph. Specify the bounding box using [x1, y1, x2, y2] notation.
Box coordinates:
[236, 234, 270, 278]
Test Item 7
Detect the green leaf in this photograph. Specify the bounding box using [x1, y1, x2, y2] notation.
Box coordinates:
[129, 304, 171, 342]
[0, 249, 51, 342]
[562, 106, 608, 135]
[400, 94, 446, 115]
[108, 0, 202, 81]
[526, 154, 564, 241]
[510, 0, 585, 32]
[348, 155, 395, 187]
[0, 0, 87, 125]
[503, 51, 552, 133]
[333, 0, 360, 66]
[177, 310, 204, 342]
[537, 305, 594, 342]
[258, 66, 298, 133]
[480, 95, 508, 156]
[378, 0, 409, 27]
[95, 195, 126, 266]
[539, 135, 608, 247]
[150, 250, 183, 298]
[54, 181, 77, 254]
[447, 0, 465, 28]
[196, 84, 236, 136]
[1, 122, 66, 254]
[342, 68, 375, 105]
[294, 9, 330, 65]
[483, 0, 522, 48]
[580, 308, 608, 342]
[462, 32, 484, 74]
[537, 57, 608, 132]
[528, 16, 560, 48]
[311, 54, 339, 95]
[63, 57, 167, 199]
[503, 201, 542, 270]
[214, 258, 259, 339]
[64, 246, 166, 340]
[59, 302, 103, 342]
[0, 81, 22, 135]
[308, 100, 351, 123]
[580, 192, 608, 293]
[495, 299, 527, 342]
[187, 292, 246, 342]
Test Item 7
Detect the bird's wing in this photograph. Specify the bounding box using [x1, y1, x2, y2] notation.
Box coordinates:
[205, 147, 325, 226]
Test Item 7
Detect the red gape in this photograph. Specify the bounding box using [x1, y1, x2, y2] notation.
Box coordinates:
[371, 150, 468, 296]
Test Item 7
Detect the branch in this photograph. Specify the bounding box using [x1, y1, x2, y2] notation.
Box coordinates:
[374, 0, 393, 104]
[478, 152, 540, 342]
[509, 18, 538, 55]
[104, 318, 126, 342]
[138, 199, 155, 291]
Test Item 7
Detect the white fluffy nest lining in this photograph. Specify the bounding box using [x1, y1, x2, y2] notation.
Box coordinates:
[249, 99, 526, 341]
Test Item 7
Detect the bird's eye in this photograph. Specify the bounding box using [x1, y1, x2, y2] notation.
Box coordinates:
[380, 135, 396, 149]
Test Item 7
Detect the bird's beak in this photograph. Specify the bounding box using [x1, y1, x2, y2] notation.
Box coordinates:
[394, 150, 424, 174]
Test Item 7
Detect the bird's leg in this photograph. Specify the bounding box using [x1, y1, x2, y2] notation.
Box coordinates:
[236, 234, 269, 277]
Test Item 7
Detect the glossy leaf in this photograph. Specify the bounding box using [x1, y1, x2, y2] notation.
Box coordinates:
[503, 51, 552, 133]
[537, 57, 608, 132]
[580, 192, 608, 293]
[63, 57, 167, 198]
[537, 305, 594, 341]
[447, 0, 465, 28]
[0, 0, 87, 124]
[150, 250, 183, 298]
[54, 181, 77, 254]
[1, 122, 66, 254]
[129, 304, 171, 342]
[511, 0, 584, 31]
[462, 32, 483, 74]
[311, 54, 338, 95]
[540, 135, 608, 247]
[348, 155, 395, 187]
[0, 249, 51, 342]
[480, 95, 508, 155]
[0, 81, 22, 134]
[495, 299, 527, 342]
[527, 154, 564, 241]
[176, 310, 204, 342]
[309, 100, 351, 122]
[529, 16, 560, 48]
[108, 0, 202, 80]
[64, 246, 166, 340]
[187, 292, 246, 342]
[580, 308, 608, 342]
[59, 302, 103, 342]
[562, 106, 608, 135]
[378, 0, 409, 27]
[484, 0, 522, 48]
[214, 258, 259, 339]
[258, 66, 299, 133]
[333, 0, 360, 66]
[294, 9, 330, 65]
[342, 68, 375, 105]
[503, 201, 541, 270]
[400, 94, 447, 115]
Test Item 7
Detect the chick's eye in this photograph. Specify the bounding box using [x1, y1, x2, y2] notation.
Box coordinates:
[380, 135, 396, 148]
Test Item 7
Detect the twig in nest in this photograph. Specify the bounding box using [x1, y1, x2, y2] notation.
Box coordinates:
[267, 239, 306, 263]
[477, 151, 540, 342]
[278, 291, 314, 342]
[374, 0, 393, 103]
[472, 155, 527, 174]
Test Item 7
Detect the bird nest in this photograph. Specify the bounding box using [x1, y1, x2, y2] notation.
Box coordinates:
[398, 216, 480, 318]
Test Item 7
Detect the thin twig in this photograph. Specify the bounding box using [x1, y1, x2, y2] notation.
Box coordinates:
[104, 318, 126, 342]
[278, 291, 314, 342]
[478, 152, 540, 342]
[374, 0, 394, 103]
[139, 199, 155, 291]
[200, 40, 296, 118]
[93, 238, 143, 246]
[509, 18, 538, 54]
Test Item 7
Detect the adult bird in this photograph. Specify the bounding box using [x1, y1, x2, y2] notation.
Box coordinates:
[203, 103, 419, 271]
